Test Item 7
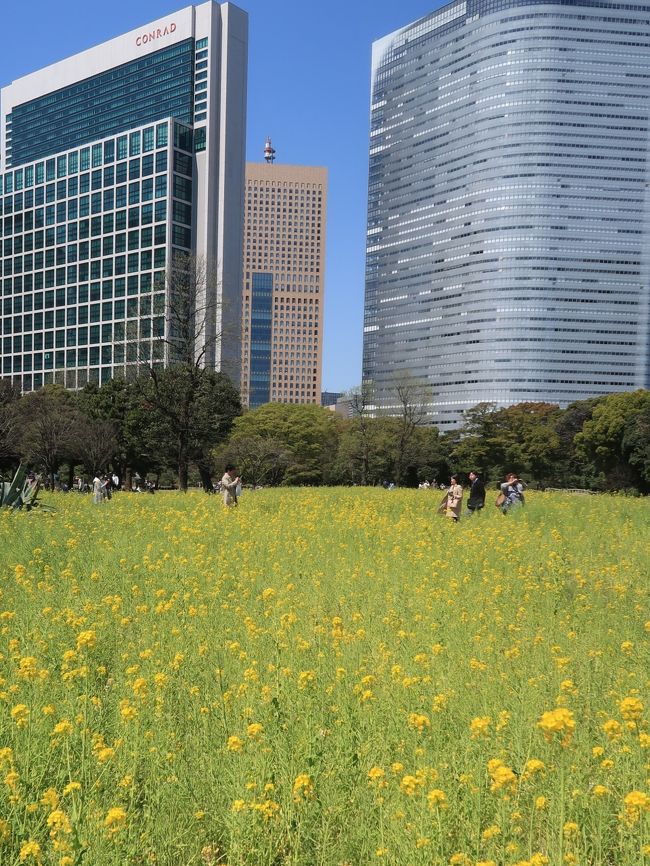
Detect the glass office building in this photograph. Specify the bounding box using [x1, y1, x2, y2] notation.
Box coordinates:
[364, 0, 650, 428]
[1, 1, 247, 391]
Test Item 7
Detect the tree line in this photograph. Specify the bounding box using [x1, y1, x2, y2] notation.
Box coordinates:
[2, 374, 649, 494]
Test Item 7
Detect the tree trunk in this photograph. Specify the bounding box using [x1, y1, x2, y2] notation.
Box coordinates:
[198, 463, 213, 492]
[178, 447, 189, 492]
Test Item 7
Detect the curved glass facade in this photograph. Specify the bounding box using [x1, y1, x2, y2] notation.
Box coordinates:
[364, 0, 650, 428]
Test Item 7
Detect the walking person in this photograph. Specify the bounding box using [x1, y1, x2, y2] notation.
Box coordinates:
[92, 474, 103, 505]
[466, 471, 486, 517]
[497, 472, 525, 514]
[221, 464, 241, 508]
[438, 474, 463, 522]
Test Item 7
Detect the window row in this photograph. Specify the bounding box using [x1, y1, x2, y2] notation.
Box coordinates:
[3, 249, 167, 280]
[4, 224, 168, 258]
[3, 319, 165, 353]
[2, 295, 165, 326]
[2, 340, 166, 373]
[2, 123, 170, 191]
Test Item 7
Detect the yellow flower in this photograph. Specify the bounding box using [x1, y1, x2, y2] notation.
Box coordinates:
[470, 716, 491, 739]
[537, 707, 575, 745]
[602, 719, 622, 740]
[427, 788, 447, 808]
[563, 821, 579, 838]
[17, 657, 38, 681]
[592, 785, 609, 797]
[5, 769, 20, 789]
[249, 799, 279, 820]
[247, 722, 264, 739]
[482, 824, 501, 840]
[227, 735, 244, 752]
[292, 773, 314, 802]
[119, 699, 137, 721]
[523, 759, 545, 777]
[298, 670, 315, 689]
[535, 796, 548, 811]
[449, 855, 471, 866]
[487, 758, 517, 793]
[95, 747, 115, 763]
[104, 807, 127, 833]
[19, 840, 41, 862]
[407, 712, 430, 732]
[47, 809, 71, 835]
[11, 704, 30, 729]
[399, 774, 422, 796]
[40, 788, 59, 809]
[368, 766, 386, 786]
[52, 720, 73, 737]
[62, 782, 81, 796]
[75, 630, 96, 651]
[623, 790, 650, 823]
[0, 748, 14, 767]
[231, 799, 246, 813]
[132, 677, 147, 697]
[619, 696, 643, 722]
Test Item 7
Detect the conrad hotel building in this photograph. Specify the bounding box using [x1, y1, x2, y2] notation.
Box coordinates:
[364, 0, 650, 428]
[0, 1, 247, 391]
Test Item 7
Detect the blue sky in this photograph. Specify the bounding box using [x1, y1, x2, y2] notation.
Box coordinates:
[0, 0, 443, 393]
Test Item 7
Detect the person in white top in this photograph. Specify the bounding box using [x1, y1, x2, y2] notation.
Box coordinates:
[92, 475, 103, 505]
[220, 465, 241, 508]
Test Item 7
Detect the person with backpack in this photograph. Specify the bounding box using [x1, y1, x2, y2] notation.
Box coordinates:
[497, 473, 525, 513]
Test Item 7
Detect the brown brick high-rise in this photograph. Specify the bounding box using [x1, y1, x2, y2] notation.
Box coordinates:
[241, 163, 327, 407]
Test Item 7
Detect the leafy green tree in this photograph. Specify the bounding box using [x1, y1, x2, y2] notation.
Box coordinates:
[216, 435, 291, 487]
[142, 368, 241, 491]
[496, 402, 562, 483]
[76, 379, 148, 484]
[575, 390, 650, 491]
[334, 416, 398, 486]
[226, 403, 342, 486]
[0, 379, 21, 471]
[386, 375, 432, 485]
[552, 397, 603, 488]
[451, 402, 561, 485]
[15, 386, 83, 487]
[622, 400, 650, 489]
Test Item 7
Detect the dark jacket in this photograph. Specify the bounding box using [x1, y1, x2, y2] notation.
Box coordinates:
[467, 477, 486, 509]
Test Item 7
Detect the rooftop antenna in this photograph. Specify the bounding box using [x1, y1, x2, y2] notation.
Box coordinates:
[264, 136, 276, 164]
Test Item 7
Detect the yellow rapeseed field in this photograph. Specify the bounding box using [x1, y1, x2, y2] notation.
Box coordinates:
[0, 488, 648, 866]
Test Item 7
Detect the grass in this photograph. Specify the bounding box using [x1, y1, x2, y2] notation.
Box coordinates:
[0, 488, 649, 866]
